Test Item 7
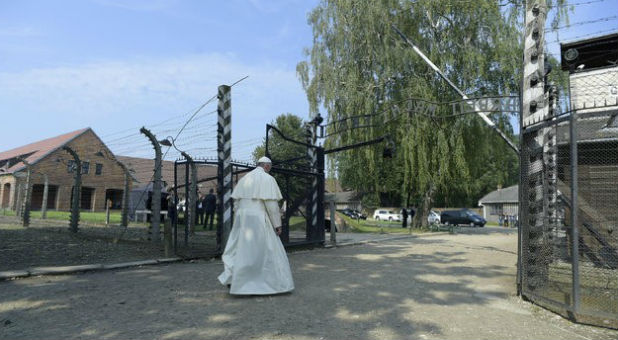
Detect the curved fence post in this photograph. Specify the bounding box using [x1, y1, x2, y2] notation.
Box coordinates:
[140, 127, 162, 243]
[62, 146, 81, 233]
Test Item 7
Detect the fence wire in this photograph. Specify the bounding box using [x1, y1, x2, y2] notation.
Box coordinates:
[520, 61, 618, 328]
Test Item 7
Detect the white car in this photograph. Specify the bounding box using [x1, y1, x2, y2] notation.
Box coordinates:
[428, 210, 441, 225]
[373, 209, 402, 221]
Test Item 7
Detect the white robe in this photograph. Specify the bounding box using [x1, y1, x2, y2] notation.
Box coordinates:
[217, 166, 294, 295]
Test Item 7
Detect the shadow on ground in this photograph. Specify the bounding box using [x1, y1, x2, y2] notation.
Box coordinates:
[0, 235, 516, 340]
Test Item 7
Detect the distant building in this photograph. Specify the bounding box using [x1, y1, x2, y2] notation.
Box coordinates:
[324, 190, 362, 211]
[0, 128, 128, 212]
[478, 185, 518, 223]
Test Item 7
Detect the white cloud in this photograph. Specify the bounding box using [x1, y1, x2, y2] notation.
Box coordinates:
[0, 53, 309, 160]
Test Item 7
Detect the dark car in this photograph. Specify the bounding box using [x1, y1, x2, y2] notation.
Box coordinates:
[350, 209, 367, 220]
[338, 208, 366, 220]
[440, 209, 486, 227]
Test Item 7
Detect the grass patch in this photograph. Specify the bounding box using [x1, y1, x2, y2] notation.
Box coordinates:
[340, 215, 425, 234]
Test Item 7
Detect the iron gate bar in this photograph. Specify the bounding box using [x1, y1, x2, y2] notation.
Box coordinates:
[265, 124, 314, 160]
[570, 110, 580, 314]
[324, 136, 386, 154]
[184, 161, 189, 247]
[272, 154, 311, 165]
[173, 160, 178, 254]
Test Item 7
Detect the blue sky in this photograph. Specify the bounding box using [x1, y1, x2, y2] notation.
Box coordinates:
[1, 0, 616, 161]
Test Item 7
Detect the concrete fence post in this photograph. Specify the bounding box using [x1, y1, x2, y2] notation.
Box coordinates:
[217, 85, 233, 250]
[62, 146, 81, 233]
[140, 127, 162, 243]
[121, 168, 130, 227]
[41, 174, 49, 219]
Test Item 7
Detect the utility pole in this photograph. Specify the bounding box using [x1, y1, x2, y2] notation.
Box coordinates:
[140, 127, 162, 243]
[63, 146, 82, 233]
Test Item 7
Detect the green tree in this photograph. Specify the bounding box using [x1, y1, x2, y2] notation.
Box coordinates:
[297, 0, 567, 226]
[252, 113, 311, 203]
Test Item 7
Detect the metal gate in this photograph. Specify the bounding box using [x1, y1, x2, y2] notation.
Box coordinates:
[172, 159, 220, 258]
[172, 158, 325, 257]
[519, 108, 618, 329]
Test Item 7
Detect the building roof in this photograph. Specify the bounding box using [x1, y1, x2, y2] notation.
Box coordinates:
[478, 185, 518, 205]
[560, 32, 618, 71]
[0, 128, 90, 174]
[556, 111, 618, 144]
[325, 190, 361, 203]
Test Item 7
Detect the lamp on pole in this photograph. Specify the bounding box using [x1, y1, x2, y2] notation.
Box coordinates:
[160, 136, 197, 245]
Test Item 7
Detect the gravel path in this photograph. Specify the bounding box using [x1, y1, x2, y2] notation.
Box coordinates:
[1, 228, 616, 339]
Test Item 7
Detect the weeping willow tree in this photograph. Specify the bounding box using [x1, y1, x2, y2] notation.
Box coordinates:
[298, 0, 567, 226]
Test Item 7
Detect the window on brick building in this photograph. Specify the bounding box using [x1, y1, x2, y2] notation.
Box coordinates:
[95, 163, 103, 175]
[82, 161, 90, 174]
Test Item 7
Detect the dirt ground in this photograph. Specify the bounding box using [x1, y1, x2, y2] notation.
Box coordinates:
[1, 227, 616, 340]
[0, 216, 218, 271]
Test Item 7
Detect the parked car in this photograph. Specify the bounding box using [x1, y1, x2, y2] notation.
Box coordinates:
[352, 209, 367, 220]
[176, 199, 186, 213]
[373, 209, 402, 221]
[428, 210, 441, 225]
[337, 208, 366, 220]
[440, 209, 486, 227]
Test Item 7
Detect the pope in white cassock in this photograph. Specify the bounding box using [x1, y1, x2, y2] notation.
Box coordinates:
[218, 156, 294, 295]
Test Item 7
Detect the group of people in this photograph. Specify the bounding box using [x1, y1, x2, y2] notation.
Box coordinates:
[164, 188, 217, 230]
[499, 214, 518, 228]
[195, 189, 217, 230]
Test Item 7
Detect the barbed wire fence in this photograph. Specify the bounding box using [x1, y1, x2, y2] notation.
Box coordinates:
[519, 0, 617, 329]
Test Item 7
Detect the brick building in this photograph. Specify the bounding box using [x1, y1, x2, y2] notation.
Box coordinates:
[0, 128, 129, 212]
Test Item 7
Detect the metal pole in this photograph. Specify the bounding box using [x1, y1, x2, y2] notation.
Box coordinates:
[329, 199, 336, 246]
[121, 171, 129, 227]
[106, 199, 110, 226]
[63, 146, 81, 233]
[570, 108, 580, 315]
[392, 24, 519, 154]
[189, 157, 197, 236]
[140, 127, 162, 243]
[517, 89, 524, 295]
[15, 182, 23, 217]
[317, 146, 325, 243]
[173, 161, 178, 254]
[41, 174, 48, 219]
[184, 161, 189, 247]
[217, 85, 233, 249]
